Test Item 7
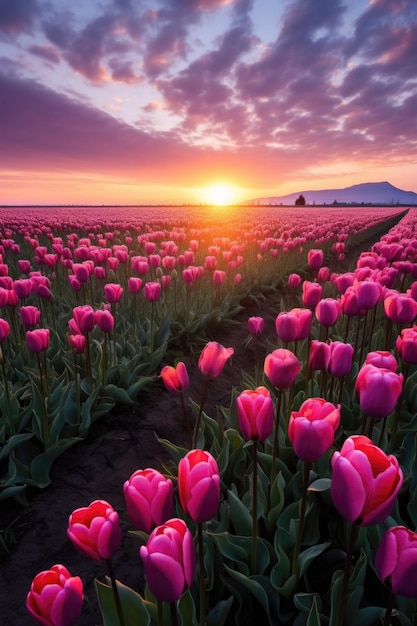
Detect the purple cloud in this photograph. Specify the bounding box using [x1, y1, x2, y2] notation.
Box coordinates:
[0, 0, 40, 36]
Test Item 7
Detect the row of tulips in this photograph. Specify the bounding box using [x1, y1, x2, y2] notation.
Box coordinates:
[0, 206, 406, 503]
[24, 206, 417, 626]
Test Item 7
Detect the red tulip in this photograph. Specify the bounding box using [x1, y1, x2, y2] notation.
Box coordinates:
[26, 329, 50, 354]
[26, 564, 83, 626]
[160, 362, 189, 393]
[331, 435, 403, 526]
[198, 341, 234, 379]
[289, 398, 340, 462]
[139, 518, 196, 602]
[375, 525, 417, 597]
[67, 500, 122, 561]
[178, 449, 220, 523]
[123, 468, 174, 533]
[236, 386, 274, 441]
[264, 348, 302, 389]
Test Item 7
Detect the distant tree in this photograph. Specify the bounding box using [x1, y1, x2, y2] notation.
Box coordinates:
[295, 194, 306, 206]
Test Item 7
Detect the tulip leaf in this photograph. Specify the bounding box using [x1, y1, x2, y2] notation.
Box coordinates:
[95, 577, 151, 626]
[223, 564, 271, 622]
[308, 478, 331, 492]
[306, 595, 322, 626]
[30, 438, 80, 487]
[177, 589, 197, 626]
[104, 384, 135, 405]
[227, 488, 253, 536]
[356, 607, 384, 626]
[298, 542, 332, 578]
[206, 597, 234, 626]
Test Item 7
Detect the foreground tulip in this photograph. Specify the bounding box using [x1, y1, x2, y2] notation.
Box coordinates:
[67, 499, 122, 560]
[198, 341, 234, 378]
[355, 363, 403, 418]
[365, 350, 398, 371]
[178, 449, 220, 523]
[289, 398, 341, 463]
[396, 326, 417, 364]
[140, 518, 196, 602]
[104, 282, 123, 303]
[160, 362, 189, 393]
[331, 435, 403, 526]
[236, 386, 274, 441]
[264, 348, 302, 389]
[26, 564, 83, 626]
[123, 468, 174, 533]
[375, 525, 417, 598]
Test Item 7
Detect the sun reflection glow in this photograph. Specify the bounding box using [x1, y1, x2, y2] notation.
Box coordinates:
[203, 183, 236, 206]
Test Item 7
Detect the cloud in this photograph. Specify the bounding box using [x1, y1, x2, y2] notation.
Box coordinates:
[0, 0, 40, 36]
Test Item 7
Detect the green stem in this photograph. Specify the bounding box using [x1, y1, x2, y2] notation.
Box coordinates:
[37, 353, 48, 450]
[251, 439, 258, 575]
[1, 353, 14, 436]
[335, 523, 357, 626]
[271, 390, 282, 484]
[387, 362, 409, 455]
[383, 589, 394, 626]
[198, 522, 206, 626]
[291, 461, 310, 577]
[170, 601, 179, 626]
[180, 391, 192, 448]
[157, 599, 163, 626]
[192, 378, 209, 448]
[107, 558, 126, 626]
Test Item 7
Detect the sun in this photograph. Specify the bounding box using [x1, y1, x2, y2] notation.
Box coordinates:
[204, 183, 236, 206]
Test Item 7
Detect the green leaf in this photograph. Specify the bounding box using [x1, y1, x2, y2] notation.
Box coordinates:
[30, 438, 80, 488]
[298, 542, 332, 578]
[308, 478, 331, 492]
[177, 588, 197, 626]
[95, 577, 151, 626]
[227, 488, 253, 536]
[307, 595, 322, 626]
[206, 597, 234, 626]
[223, 564, 271, 622]
[104, 384, 135, 405]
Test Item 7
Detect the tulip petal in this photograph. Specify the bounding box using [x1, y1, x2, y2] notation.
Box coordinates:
[331, 455, 366, 523]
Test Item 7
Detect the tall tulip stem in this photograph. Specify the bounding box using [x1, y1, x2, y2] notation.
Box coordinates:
[107, 558, 125, 626]
[383, 590, 394, 626]
[292, 461, 310, 577]
[335, 523, 357, 626]
[192, 378, 209, 448]
[198, 522, 206, 626]
[251, 439, 258, 575]
[170, 602, 179, 626]
[180, 391, 192, 448]
[387, 362, 409, 454]
[271, 390, 282, 484]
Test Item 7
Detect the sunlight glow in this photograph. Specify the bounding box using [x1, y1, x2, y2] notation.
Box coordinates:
[203, 183, 237, 206]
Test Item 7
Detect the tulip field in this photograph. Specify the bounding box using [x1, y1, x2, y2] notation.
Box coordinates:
[3, 203, 417, 625]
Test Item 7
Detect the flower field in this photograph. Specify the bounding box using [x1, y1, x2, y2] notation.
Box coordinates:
[2, 204, 417, 625]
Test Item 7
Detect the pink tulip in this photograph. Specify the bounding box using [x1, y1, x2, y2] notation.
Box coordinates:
[13, 278, 33, 299]
[0, 287, 9, 308]
[341, 286, 364, 317]
[315, 297, 342, 328]
[375, 525, 417, 597]
[213, 270, 226, 285]
[18, 259, 31, 274]
[128, 277, 142, 293]
[72, 305, 95, 334]
[288, 273, 302, 288]
[247, 316, 264, 335]
[302, 281, 323, 308]
[0, 318, 10, 342]
[307, 248, 324, 270]
[309, 340, 331, 371]
[67, 500, 122, 561]
[69, 334, 86, 353]
[236, 386, 274, 441]
[396, 326, 417, 364]
[289, 398, 340, 462]
[72, 263, 90, 283]
[198, 341, 234, 378]
[160, 362, 189, 393]
[139, 518, 196, 602]
[328, 341, 354, 377]
[365, 350, 398, 371]
[26, 329, 50, 354]
[355, 363, 403, 418]
[20, 305, 41, 329]
[95, 309, 114, 333]
[178, 449, 220, 523]
[356, 280, 383, 310]
[104, 282, 123, 303]
[264, 348, 302, 389]
[26, 564, 83, 626]
[123, 468, 174, 533]
[384, 291, 417, 324]
[144, 281, 161, 302]
[275, 311, 299, 343]
[331, 435, 403, 526]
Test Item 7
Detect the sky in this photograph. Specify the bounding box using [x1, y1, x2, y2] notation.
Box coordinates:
[0, 0, 416, 206]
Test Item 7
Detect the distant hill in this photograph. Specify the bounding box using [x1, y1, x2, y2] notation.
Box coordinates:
[244, 181, 417, 206]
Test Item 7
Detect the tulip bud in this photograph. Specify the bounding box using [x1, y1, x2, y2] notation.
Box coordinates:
[160, 362, 189, 393]
[264, 348, 301, 389]
[236, 386, 274, 441]
[355, 363, 403, 418]
[198, 341, 234, 378]
[26, 328, 50, 354]
[124, 468, 174, 533]
[26, 564, 83, 626]
[289, 398, 340, 462]
[178, 449, 220, 523]
[67, 499, 122, 561]
[375, 525, 417, 597]
[247, 316, 264, 336]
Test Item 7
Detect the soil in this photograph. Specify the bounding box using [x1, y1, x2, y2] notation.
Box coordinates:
[0, 295, 280, 626]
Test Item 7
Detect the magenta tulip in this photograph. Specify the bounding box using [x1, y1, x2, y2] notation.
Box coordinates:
[104, 282, 123, 303]
[331, 435, 403, 526]
[365, 350, 398, 371]
[355, 363, 403, 418]
[315, 298, 342, 328]
[328, 341, 354, 377]
[69, 334, 86, 353]
[396, 326, 417, 364]
[0, 318, 10, 342]
[144, 281, 161, 302]
[160, 362, 189, 393]
[375, 525, 417, 597]
[178, 449, 220, 523]
[26, 564, 83, 626]
[123, 468, 174, 533]
[20, 305, 41, 329]
[67, 500, 122, 561]
[307, 248, 324, 270]
[302, 281, 323, 308]
[275, 311, 299, 343]
[26, 329, 50, 354]
[384, 291, 417, 324]
[72, 305, 95, 333]
[95, 309, 114, 333]
[309, 340, 331, 371]
[289, 398, 341, 462]
[13, 278, 33, 299]
[198, 341, 234, 379]
[264, 348, 302, 389]
[139, 518, 196, 602]
[288, 273, 302, 288]
[127, 277, 142, 293]
[236, 386, 274, 441]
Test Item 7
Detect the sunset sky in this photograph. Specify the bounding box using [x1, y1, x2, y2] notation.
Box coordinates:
[1, 0, 416, 205]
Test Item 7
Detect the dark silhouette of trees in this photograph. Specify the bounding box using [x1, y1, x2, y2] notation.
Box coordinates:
[295, 194, 306, 206]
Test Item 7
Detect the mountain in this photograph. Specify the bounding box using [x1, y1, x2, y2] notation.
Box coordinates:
[244, 181, 417, 206]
